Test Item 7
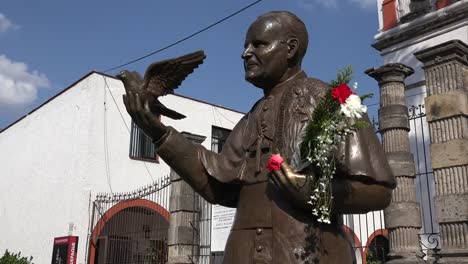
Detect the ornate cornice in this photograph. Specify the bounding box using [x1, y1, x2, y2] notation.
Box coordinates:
[372, 1, 468, 51]
[414, 39, 468, 68]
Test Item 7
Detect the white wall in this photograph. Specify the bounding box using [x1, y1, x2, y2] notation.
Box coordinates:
[0, 72, 243, 264]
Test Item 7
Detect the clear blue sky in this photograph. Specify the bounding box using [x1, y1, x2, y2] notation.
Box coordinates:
[0, 0, 383, 129]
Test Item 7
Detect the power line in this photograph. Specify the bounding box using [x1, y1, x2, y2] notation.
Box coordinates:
[214, 106, 237, 125]
[103, 76, 130, 132]
[103, 82, 114, 195]
[103, 0, 263, 73]
[102, 76, 155, 183]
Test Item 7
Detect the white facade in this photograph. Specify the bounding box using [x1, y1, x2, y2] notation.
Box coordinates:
[372, 0, 468, 257]
[376, 5, 467, 86]
[336, 2, 468, 263]
[0, 72, 243, 264]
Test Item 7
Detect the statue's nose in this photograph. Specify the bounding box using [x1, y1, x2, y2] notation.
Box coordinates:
[242, 44, 254, 60]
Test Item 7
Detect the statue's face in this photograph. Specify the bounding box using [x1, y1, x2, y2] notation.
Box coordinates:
[242, 17, 289, 88]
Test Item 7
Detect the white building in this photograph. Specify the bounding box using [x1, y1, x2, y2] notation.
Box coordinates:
[0, 71, 243, 264]
[340, 2, 467, 263]
[369, 0, 467, 261]
[4, 2, 464, 259]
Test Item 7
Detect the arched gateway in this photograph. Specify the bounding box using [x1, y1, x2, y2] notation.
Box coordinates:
[88, 178, 171, 264]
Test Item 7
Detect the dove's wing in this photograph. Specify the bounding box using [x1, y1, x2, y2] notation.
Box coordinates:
[142, 50, 206, 96]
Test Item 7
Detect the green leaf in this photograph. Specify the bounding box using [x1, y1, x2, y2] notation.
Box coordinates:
[301, 65, 355, 160]
[353, 120, 370, 128]
[360, 93, 374, 102]
[330, 65, 353, 87]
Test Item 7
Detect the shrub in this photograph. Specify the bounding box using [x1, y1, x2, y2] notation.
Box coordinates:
[0, 250, 34, 264]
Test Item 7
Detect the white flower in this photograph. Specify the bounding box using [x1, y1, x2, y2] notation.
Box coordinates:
[353, 82, 358, 90]
[340, 94, 367, 118]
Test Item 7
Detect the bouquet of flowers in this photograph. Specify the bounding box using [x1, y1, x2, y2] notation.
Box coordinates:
[268, 65, 372, 224]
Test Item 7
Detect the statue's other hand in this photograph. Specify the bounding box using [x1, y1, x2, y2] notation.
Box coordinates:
[270, 162, 316, 206]
[120, 71, 168, 142]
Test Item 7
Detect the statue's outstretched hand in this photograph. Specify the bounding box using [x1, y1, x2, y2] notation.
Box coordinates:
[118, 70, 168, 142]
[270, 162, 316, 207]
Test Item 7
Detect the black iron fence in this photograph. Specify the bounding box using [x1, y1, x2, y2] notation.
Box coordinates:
[408, 105, 440, 260]
[87, 176, 171, 264]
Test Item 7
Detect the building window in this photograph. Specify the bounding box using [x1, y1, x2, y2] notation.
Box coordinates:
[396, 0, 412, 20]
[129, 121, 158, 161]
[211, 126, 231, 153]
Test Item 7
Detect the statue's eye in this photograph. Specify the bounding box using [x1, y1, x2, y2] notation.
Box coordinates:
[253, 41, 267, 48]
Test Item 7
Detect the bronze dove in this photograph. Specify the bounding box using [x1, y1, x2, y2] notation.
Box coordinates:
[117, 50, 206, 119]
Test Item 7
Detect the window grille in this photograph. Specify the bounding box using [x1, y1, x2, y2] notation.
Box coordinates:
[129, 121, 157, 161]
[211, 126, 231, 153]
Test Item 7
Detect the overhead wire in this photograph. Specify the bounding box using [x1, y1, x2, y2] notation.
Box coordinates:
[214, 106, 237, 125]
[102, 0, 263, 73]
[102, 76, 155, 183]
[103, 80, 114, 195]
[211, 106, 218, 126]
[103, 76, 130, 132]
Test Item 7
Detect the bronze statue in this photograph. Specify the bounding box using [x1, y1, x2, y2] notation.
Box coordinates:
[119, 50, 206, 120]
[119, 11, 395, 264]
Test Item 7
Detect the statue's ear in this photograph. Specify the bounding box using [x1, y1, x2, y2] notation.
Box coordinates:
[286, 38, 299, 60]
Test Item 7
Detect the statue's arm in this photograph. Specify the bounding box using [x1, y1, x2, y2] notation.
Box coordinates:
[121, 75, 242, 207]
[155, 127, 241, 207]
[331, 178, 392, 214]
[331, 115, 395, 213]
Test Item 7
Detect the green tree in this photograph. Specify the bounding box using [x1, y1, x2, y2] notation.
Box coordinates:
[366, 250, 383, 264]
[0, 250, 34, 264]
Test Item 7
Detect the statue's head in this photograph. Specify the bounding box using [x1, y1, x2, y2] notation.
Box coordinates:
[242, 11, 309, 89]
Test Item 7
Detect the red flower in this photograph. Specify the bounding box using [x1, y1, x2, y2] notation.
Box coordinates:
[331, 83, 355, 104]
[267, 154, 284, 172]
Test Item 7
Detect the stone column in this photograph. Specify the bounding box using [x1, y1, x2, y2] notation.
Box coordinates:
[414, 40, 468, 263]
[167, 132, 206, 264]
[366, 63, 425, 263]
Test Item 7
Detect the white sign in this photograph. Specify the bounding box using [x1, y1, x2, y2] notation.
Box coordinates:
[210, 205, 236, 251]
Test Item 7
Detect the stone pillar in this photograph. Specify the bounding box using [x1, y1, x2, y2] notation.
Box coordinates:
[366, 63, 425, 263]
[167, 132, 206, 264]
[414, 40, 468, 263]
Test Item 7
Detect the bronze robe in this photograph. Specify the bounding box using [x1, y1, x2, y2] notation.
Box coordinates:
[156, 72, 395, 263]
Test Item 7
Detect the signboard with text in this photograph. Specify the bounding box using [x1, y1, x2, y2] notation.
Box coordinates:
[210, 205, 236, 252]
[51, 236, 78, 264]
